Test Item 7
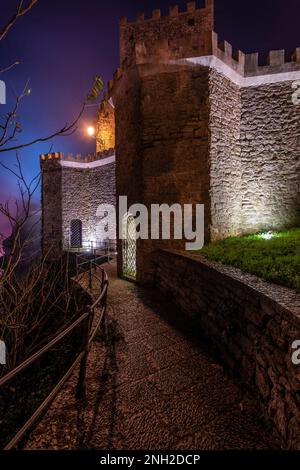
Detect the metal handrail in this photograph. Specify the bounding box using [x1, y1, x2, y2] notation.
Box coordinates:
[4, 352, 85, 451]
[64, 239, 117, 254]
[0, 311, 90, 389]
[0, 263, 108, 450]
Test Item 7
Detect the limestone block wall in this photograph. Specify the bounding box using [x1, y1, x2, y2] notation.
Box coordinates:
[141, 64, 211, 278]
[208, 68, 242, 240]
[114, 66, 143, 279]
[61, 161, 116, 246]
[60, 166, 92, 245]
[41, 156, 63, 257]
[240, 81, 300, 232]
[87, 160, 116, 240]
[120, 0, 214, 66]
[155, 250, 300, 448]
[115, 63, 211, 282]
[109, 0, 300, 283]
[41, 153, 116, 254]
[96, 100, 115, 154]
[113, 59, 300, 283]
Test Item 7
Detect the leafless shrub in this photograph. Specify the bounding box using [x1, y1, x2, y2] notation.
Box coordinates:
[0, 156, 85, 373]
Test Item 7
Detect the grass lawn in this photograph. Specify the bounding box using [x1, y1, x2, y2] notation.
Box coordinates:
[197, 228, 300, 292]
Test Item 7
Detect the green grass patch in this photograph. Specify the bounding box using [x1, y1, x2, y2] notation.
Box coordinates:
[197, 228, 300, 292]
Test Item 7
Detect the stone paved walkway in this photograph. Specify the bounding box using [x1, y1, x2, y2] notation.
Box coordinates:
[25, 263, 281, 450]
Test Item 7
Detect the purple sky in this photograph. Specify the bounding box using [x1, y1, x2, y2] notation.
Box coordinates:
[0, 0, 299, 239]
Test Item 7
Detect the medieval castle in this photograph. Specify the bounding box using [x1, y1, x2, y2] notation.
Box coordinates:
[41, 0, 300, 283]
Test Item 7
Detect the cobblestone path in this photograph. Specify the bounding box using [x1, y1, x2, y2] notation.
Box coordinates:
[25, 263, 281, 450]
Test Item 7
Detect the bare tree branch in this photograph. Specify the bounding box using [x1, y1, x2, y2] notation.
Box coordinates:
[0, 102, 86, 153]
[0, 1, 38, 42]
[0, 156, 83, 370]
[0, 61, 20, 75]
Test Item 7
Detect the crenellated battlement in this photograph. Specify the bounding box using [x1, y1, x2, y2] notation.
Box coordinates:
[107, 67, 123, 95]
[99, 67, 124, 104]
[212, 32, 300, 78]
[120, 0, 213, 26]
[120, 1, 214, 65]
[115, 27, 300, 82]
[116, 0, 300, 85]
[40, 149, 115, 165]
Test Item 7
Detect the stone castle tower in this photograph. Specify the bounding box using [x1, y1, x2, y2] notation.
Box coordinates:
[40, 148, 116, 257]
[41, 0, 300, 283]
[99, 0, 300, 283]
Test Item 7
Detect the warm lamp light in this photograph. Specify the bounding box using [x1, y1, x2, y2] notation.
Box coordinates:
[87, 126, 95, 137]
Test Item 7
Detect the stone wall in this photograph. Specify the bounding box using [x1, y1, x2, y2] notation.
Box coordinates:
[120, 0, 214, 65]
[114, 66, 143, 279]
[114, 64, 300, 282]
[61, 161, 116, 247]
[155, 250, 300, 448]
[109, 0, 300, 283]
[41, 154, 116, 254]
[96, 100, 115, 154]
[208, 71, 300, 240]
[240, 81, 300, 232]
[209, 68, 242, 240]
[115, 63, 211, 282]
[41, 156, 63, 257]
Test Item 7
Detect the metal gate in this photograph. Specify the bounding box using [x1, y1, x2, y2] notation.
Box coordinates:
[122, 214, 136, 279]
[70, 219, 82, 248]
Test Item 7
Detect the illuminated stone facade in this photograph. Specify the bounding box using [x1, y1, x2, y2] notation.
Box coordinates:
[96, 100, 115, 154]
[41, 1, 300, 281]
[41, 151, 116, 255]
[102, 0, 300, 282]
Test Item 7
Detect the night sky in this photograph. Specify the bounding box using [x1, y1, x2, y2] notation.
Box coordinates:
[0, 0, 298, 239]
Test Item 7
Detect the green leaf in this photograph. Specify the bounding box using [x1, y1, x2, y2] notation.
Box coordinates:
[87, 75, 104, 102]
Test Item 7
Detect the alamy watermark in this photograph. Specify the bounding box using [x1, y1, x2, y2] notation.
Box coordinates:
[0, 80, 6, 105]
[96, 196, 205, 250]
[292, 80, 300, 105]
[291, 340, 300, 365]
[0, 340, 6, 365]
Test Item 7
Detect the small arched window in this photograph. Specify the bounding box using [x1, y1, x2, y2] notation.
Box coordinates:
[70, 219, 82, 248]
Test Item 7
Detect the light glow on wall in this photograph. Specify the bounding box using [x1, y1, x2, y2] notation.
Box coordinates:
[259, 231, 274, 240]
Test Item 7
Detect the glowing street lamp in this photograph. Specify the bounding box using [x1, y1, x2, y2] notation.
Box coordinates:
[86, 124, 104, 150]
[87, 125, 95, 137]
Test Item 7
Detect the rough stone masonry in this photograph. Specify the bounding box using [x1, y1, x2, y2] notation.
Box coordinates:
[41, 151, 116, 255]
[105, 0, 300, 282]
[38, 0, 300, 449]
[41, 0, 300, 283]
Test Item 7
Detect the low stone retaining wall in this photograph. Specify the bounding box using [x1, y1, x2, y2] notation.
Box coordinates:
[154, 250, 300, 449]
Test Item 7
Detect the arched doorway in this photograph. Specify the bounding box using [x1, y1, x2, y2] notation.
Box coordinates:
[70, 219, 82, 248]
[122, 214, 136, 280]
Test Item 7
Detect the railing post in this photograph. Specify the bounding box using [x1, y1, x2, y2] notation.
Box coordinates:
[103, 282, 109, 339]
[76, 310, 92, 399]
[89, 260, 93, 289]
[101, 280, 108, 339]
[101, 268, 104, 292]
